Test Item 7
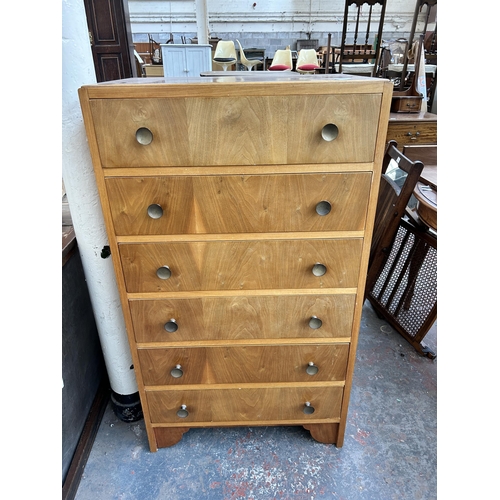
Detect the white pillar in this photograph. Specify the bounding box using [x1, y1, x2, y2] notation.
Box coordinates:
[62, 0, 138, 398]
[196, 0, 209, 44]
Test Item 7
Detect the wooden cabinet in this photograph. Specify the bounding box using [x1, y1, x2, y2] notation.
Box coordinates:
[160, 44, 212, 77]
[386, 111, 437, 146]
[79, 75, 393, 451]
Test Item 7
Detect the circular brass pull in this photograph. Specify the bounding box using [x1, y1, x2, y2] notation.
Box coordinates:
[176, 404, 189, 418]
[147, 204, 163, 219]
[315, 201, 331, 216]
[164, 319, 178, 333]
[306, 362, 319, 376]
[308, 316, 322, 329]
[170, 364, 184, 378]
[136, 127, 153, 145]
[156, 266, 171, 280]
[321, 123, 339, 142]
[303, 402, 315, 414]
[312, 263, 327, 277]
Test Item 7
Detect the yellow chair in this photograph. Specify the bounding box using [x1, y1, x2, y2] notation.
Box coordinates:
[268, 49, 292, 71]
[213, 40, 237, 71]
[296, 49, 320, 74]
[236, 40, 264, 71]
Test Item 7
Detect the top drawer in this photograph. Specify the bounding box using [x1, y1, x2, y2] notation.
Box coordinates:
[89, 94, 382, 167]
[386, 121, 437, 146]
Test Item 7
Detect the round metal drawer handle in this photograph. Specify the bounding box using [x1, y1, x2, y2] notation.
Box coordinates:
[303, 402, 315, 414]
[306, 362, 319, 376]
[321, 123, 339, 142]
[164, 319, 178, 333]
[315, 201, 331, 216]
[170, 364, 184, 378]
[156, 266, 171, 280]
[136, 127, 153, 145]
[147, 204, 163, 219]
[176, 404, 189, 418]
[308, 316, 323, 329]
[312, 263, 327, 277]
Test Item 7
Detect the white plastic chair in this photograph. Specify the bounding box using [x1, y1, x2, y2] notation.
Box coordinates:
[213, 40, 237, 71]
[268, 49, 292, 71]
[236, 40, 264, 71]
[296, 49, 320, 74]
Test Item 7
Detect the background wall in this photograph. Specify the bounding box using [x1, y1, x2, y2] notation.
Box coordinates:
[128, 0, 435, 55]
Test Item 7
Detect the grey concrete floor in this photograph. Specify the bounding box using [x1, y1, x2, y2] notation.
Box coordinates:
[74, 301, 437, 500]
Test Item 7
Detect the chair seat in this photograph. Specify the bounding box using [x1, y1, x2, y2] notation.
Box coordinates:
[214, 57, 237, 62]
[269, 64, 291, 71]
[297, 64, 320, 71]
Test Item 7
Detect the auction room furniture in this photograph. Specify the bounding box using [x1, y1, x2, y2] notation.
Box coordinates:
[134, 50, 145, 77]
[143, 64, 163, 77]
[236, 40, 264, 71]
[78, 74, 393, 451]
[337, 0, 387, 76]
[366, 140, 424, 298]
[386, 111, 437, 146]
[296, 49, 321, 74]
[160, 44, 212, 77]
[268, 49, 293, 70]
[403, 144, 437, 190]
[212, 40, 238, 71]
[366, 142, 437, 358]
[399, 0, 437, 90]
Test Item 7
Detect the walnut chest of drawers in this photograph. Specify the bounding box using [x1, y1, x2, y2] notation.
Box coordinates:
[79, 74, 393, 451]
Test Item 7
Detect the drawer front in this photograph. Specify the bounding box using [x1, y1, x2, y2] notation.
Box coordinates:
[106, 173, 372, 235]
[119, 239, 363, 292]
[147, 385, 344, 423]
[90, 94, 381, 167]
[386, 122, 437, 145]
[139, 344, 349, 385]
[130, 294, 356, 342]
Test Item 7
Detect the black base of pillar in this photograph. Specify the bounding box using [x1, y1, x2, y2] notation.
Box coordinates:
[110, 391, 143, 422]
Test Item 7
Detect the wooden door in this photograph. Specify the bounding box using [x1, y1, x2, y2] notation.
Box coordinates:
[83, 0, 136, 82]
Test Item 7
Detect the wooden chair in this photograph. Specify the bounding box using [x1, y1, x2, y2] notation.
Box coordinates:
[399, 0, 437, 91]
[366, 141, 424, 286]
[337, 0, 388, 76]
[365, 141, 437, 358]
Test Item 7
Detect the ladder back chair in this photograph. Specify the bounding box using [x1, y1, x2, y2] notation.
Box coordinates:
[337, 0, 387, 76]
[399, 0, 437, 90]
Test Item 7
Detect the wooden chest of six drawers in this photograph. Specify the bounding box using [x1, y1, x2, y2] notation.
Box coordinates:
[79, 75, 393, 451]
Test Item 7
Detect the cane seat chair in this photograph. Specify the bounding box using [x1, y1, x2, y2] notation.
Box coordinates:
[365, 141, 437, 359]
